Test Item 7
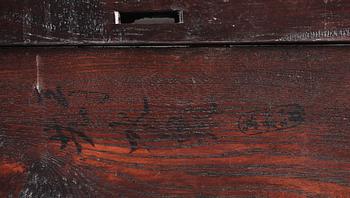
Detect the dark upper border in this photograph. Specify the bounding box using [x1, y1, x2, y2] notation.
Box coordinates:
[2, 0, 350, 45]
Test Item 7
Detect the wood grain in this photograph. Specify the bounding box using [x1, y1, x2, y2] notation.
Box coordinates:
[0, 46, 349, 197]
[2, 0, 350, 45]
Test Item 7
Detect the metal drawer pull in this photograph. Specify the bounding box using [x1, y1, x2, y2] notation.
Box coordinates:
[114, 10, 184, 24]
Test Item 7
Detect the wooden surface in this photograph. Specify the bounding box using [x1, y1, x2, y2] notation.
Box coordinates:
[2, 0, 350, 45]
[0, 46, 350, 197]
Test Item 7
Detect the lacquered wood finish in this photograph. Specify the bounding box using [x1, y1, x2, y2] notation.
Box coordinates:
[0, 46, 349, 197]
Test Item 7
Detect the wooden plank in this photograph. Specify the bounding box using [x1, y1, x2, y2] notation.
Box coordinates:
[0, 46, 349, 197]
[2, 0, 350, 45]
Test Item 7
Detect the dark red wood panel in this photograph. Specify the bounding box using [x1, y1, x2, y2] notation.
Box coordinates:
[0, 46, 349, 197]
[2, 0, 350, 45]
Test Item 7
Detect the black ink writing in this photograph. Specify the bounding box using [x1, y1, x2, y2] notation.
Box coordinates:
[238, 104, 305, 135]
[68, 90, 110, 104]
[109, 97, 150, 153]
[44, 108, 95, 153]
[34, 86, 69, 108]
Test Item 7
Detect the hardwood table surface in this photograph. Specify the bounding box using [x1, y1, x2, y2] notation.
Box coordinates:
[0, 46, 349, 197]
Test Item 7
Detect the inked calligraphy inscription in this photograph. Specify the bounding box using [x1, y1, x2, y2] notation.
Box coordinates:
[238, 104, 305, 135]
[161, 101, 218, 143]
[34, 87, 111, 107]
[34, 86, 96, 153]
[109, 97, 150, 153]
[109, 98, 218, 153]
[44, 108, 95, 153]
[68, 90, 110, 104]
[34, 86, 69, 108]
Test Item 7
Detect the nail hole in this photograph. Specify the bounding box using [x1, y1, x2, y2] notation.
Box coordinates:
[114, 10, 183, 24]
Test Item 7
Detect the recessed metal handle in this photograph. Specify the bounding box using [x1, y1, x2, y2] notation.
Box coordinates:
[114, 10, 184, 24]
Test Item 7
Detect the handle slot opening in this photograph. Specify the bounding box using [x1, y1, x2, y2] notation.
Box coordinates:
[114, 10, 183, 24]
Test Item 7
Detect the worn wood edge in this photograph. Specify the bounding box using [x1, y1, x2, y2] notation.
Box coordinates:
[2, 0, 350, 45]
